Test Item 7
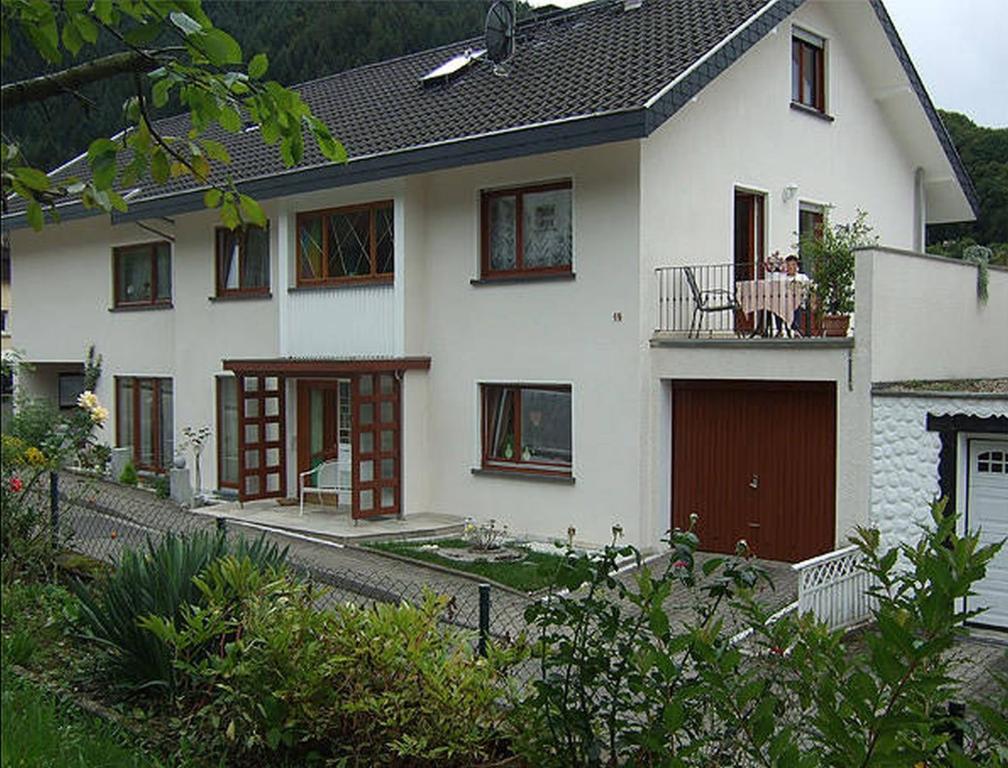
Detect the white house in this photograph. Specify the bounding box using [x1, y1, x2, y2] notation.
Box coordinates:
[4, 0, 1006, 614]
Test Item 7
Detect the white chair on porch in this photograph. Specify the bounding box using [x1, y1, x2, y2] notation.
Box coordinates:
[299, 454, 352, 515]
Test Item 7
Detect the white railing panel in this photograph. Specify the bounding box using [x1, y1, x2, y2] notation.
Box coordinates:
[792, 545, 876, 631]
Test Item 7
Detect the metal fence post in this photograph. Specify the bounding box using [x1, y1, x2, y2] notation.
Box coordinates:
[216, 516, 227, 534]
[948, 701, 965, 750]
[49, 471, 59, 544]
[478, 583, 491, 657]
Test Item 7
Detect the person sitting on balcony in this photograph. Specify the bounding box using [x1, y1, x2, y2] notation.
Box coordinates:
[784, 255, 812, 334]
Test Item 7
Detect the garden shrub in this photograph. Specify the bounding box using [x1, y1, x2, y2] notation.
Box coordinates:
[514, 503, 1005, 767]
[143, 560, 519, 767]
[73, 530, 287, 691]
[118, 461, 138, 487]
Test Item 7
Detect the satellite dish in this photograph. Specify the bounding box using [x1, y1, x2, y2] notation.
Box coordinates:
[485, 0, 515, 65]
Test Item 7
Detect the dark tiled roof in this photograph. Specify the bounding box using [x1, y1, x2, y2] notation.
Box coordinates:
[9, 0, 777, 218]
[2, 0, 977, 225]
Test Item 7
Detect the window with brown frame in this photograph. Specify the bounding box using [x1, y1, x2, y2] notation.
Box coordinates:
[791, 29, 826, 113]
[481, 384, 572, 475]
[116, 376, 173, 472]
[481, 181, 572, 278]
[113, 242, 171, 307]
[798, 202, 825, 264]
[296, 201, 394, 286]
[216, 225, 270, 296]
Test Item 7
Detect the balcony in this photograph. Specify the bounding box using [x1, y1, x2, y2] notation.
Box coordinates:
[653, 263, 853, 342]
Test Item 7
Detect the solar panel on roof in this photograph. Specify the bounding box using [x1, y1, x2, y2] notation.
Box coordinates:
[420, 48, 486, 85]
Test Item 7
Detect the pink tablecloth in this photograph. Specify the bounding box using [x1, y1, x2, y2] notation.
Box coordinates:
[735, 278, 807, 322]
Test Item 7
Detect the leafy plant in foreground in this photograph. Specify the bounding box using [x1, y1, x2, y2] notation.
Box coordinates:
[515, 502, 1005, 767]
[142, 561, 520, 767]
[72, 530, 287, 691]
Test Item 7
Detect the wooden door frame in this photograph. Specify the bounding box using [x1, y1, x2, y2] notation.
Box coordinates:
[296, 379, 344, 481]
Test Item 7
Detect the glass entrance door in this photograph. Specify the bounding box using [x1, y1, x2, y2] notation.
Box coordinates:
[297, 380, 351, 498]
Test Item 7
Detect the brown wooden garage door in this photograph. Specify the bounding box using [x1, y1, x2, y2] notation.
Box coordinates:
[671, 380, 836, 563]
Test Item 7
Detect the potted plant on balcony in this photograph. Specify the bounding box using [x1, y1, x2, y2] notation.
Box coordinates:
[800, 209, 875, 337]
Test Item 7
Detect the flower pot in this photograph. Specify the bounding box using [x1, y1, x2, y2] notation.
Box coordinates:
[822, 314, 850, 337]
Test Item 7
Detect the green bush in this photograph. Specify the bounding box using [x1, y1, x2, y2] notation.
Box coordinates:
[143, 559, 519, 766]
[514, 502, 1005, 767]
[118, 461, 138, 486]
[152, 475, 170, 499]
[73, 530, 287, 691]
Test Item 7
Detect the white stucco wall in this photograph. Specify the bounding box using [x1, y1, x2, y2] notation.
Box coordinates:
[639, 0, 920, 287]
[871, 392, 1008, 550]
[865, 249, 1008, 382]
[8, 208, 280, 490]
[415, 142, 643, 547]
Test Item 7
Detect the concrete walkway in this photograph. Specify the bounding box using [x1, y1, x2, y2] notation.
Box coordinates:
[201, 498, 466, 543]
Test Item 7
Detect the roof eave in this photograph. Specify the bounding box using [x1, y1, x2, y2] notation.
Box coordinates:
[869, 0, 980, 218]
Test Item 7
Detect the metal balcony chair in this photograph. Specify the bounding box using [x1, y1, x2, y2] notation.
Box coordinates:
[683, 266, 741, 338]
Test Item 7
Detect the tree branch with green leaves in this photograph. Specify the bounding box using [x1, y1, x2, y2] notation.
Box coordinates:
[1, 0, 346, 231]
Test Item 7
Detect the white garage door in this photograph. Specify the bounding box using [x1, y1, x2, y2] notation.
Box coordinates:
[967, 438, 1008, 629]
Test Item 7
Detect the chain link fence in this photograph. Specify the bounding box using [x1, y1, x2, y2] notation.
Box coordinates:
[42, 469, 534, 658]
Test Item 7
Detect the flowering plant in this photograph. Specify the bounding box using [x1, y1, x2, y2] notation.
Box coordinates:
[2, 388, 108, 580]
[462, 518, 509, 551]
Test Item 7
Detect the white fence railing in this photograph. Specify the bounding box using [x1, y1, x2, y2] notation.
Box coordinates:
[793, 545, 876, 631]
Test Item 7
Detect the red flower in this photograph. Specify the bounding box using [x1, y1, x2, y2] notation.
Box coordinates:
[770, 645, 785, 656]
[672, 559, 688, 569]
[8, 476, 23, 493]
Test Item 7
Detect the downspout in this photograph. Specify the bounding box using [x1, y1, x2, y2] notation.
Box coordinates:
[913, 167, 926, 253]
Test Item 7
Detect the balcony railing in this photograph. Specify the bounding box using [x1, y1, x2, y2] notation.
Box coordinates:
[655, 263, 849, 339]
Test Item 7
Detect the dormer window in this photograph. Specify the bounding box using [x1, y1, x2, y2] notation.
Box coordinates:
[792, 28, 826, 113]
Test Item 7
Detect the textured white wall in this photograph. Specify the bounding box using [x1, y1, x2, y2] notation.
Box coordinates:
[870, 393, 1007, 550]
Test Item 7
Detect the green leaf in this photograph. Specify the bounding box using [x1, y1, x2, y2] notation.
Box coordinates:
[248, 52, 268, 79]
[61, 20, 84, 56]
[218, 105, 241, 133]
[107, 190, 129, 213]
[199, 28, 242, 66]
[220, 201, 240, 230]
[200, 139, 230, 164]
[151, 77, 173, 109]
[87, 138, 117, 161]
[124, 22, 162, 47]
[26, 201, 44, 231]
[13, 166, 51, 192]
[92, 0, 115, 25]
[151, 149, 170, 184]
[239, 194, 267, 228]
[204, 189, 222, 208]
[73, 13, 98, 44]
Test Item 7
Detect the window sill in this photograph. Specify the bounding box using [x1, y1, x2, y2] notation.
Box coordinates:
[108, 303, 173, 313]
[790, 102, 834, 122]
[470, 467, 575, 485]
[289, 278, 393, 293]
[208, 292, 272, 302]
[470, 272, 576, 287]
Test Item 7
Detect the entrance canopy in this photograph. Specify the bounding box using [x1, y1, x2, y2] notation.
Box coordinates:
[221, 356, 430, 518]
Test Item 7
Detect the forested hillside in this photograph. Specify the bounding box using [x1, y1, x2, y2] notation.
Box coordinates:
[928, 110, 1008, 264]
[3, 1, 515, 169]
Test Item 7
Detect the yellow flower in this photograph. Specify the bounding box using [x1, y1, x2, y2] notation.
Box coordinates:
[90, 406, 109, 425]
[25, 446, 46, 466]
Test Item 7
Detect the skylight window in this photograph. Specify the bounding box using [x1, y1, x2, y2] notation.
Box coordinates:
[421, 49, 486, 85]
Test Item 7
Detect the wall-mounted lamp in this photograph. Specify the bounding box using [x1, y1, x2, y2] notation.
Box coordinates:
[782, 184, 799, 203]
